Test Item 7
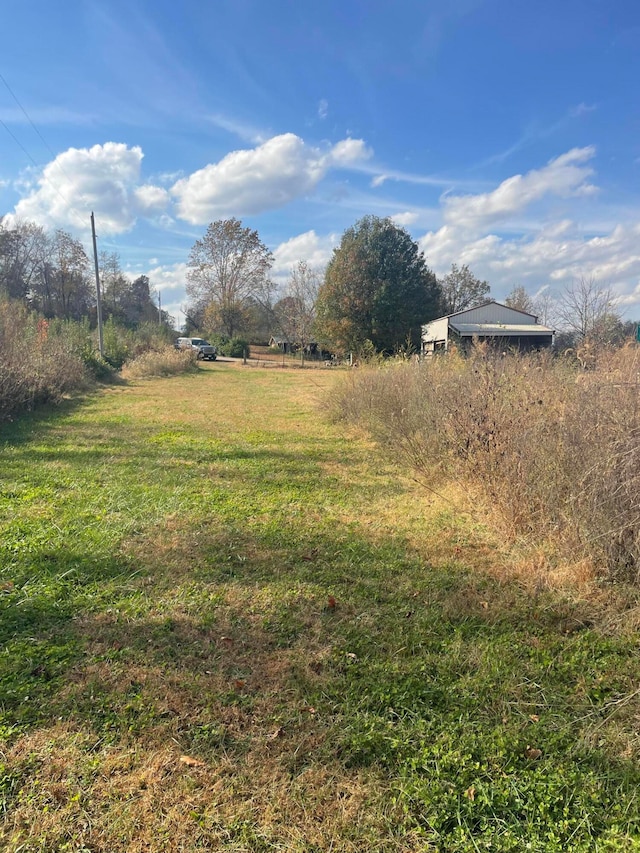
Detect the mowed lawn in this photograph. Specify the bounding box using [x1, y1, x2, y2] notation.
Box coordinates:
[2, 362, 640, 852]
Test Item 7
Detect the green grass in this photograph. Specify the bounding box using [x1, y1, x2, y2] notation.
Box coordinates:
[1, 363, 640, 851]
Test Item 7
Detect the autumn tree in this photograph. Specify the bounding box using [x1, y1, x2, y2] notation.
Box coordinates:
[439, 263, 490, 314]
[505, 285, 536, 314]
[315, 216, 441, 353]
[37, 229, 92, 320]
[274, 261, 320, 359]
[186, 218, 274, 338]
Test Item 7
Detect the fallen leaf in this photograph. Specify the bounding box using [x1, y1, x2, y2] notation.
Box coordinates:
[346, 652, 358, 661]
[529, 714, 540, 723]
[220, 636, 233, 645]
[327, 595, 337, 609]
[179, 755, 205, 767]
[464, 785, 476, 801]
[301, 706, 316, 714]
[233, 679, 246, 690]
[269, 727, 285, 740]
[524, 746, 542, 760]
[480, 601, 489, 610]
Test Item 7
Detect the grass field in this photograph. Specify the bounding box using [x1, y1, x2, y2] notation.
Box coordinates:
[2, 362, 640, 852]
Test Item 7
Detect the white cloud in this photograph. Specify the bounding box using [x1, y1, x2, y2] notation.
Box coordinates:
[417, 147, 640, 314]
[329, 137, 372, 166]
[133, 184, 171, 213]
[8, 142, 168, 234]
[442, 147, 597, 231]
[391, 211, 419, 227]
[171, 133, 372, 224]
[144, 261, 189, 329]
[271, 230, 337, 285]
[318, 99, 329, 120]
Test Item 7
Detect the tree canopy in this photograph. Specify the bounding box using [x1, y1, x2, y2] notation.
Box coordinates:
[439, 263, 490, 315]
[314, 216, 441, 353]
[186, 218, 274, 338]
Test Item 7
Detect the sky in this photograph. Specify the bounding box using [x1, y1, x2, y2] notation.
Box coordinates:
[1, 0, 640, 327]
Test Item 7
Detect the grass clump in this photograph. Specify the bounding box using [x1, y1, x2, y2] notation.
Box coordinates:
[331, 344, 640, 582]
[122, 346, 197, 378]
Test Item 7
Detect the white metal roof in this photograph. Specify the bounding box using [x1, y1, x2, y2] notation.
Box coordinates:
[450, 322, 555, 336]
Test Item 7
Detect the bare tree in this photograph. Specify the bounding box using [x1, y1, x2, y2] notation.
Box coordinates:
[556, 276, 619, 343]
[186, 218, 274, 338]
[0, 219, 48, 300]
[532, 288, 555, 327]
[274, 261, 320, 361]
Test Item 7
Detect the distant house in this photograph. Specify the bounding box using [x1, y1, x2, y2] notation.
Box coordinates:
[269, 336, 320, 356]
[269, 336, 292, 353]
[421, 301, 555, 356]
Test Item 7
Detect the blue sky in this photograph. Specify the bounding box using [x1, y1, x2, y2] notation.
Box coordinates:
[1, 0, 640, 325]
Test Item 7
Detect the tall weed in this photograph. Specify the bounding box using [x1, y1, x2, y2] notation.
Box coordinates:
[0, 300, 90, 421]
[122, 346, 198, 378]
[330, 346, 640, 581]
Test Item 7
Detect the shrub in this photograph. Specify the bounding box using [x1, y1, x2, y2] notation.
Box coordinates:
[0, 299, 90, 421]
[102, 318, 133, 368]
[207, 334, 250, 358]
[330, 345, 640, 581]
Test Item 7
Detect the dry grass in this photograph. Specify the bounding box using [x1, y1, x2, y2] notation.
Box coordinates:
[122, 346, 198, 378]
[0, 300, 90, 420]
[331, 344, 640, 584]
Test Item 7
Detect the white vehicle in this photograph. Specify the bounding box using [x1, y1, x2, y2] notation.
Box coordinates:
[175, 337, 217, 361]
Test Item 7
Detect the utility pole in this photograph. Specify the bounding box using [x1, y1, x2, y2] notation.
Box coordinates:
[90, 212, 104, 357]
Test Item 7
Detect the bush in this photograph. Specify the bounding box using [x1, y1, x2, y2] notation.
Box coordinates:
[122, 346, 198, 379]
[0, 300, 90, 421]
[330, 345, 640, 581]
[207, 334, 250, 358]
[102, 318, 133, 368]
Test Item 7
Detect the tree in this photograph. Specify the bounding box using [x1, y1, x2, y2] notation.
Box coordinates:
[37, 229, 92, 320]
[274, 261, 320, 359]
[0, 219, 47, 300]
[439, 263, 490, 314]
[186, 218, 274, 338]
[556, 276, 620, 344]
[505, 285, 536, 314]
[315, 216, 441, 353]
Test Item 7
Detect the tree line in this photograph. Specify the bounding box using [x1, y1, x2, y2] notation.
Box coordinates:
[0, 218, 170, 330]
[2, 213, 633, 357]
[183, 215, 634, 356]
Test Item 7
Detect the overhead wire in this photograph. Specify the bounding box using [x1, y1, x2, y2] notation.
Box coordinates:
[0, 70, 119, 247]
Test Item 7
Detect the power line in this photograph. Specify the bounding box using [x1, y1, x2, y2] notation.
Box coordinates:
[0, 70, 63, 165]
[0, 71, 113, 239]
[0, 71, 129, 259]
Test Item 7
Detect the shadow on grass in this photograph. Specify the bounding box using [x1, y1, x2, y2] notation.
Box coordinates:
[3, 515, 640, 850]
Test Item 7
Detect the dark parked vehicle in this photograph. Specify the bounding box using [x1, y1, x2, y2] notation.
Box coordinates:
[175, 337, 217, 360]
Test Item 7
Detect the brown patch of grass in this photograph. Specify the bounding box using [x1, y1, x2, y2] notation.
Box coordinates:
[2, 722, 408, 853]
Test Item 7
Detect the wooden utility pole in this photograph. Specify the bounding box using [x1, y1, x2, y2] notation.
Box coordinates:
[90, 212, 104, 357]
